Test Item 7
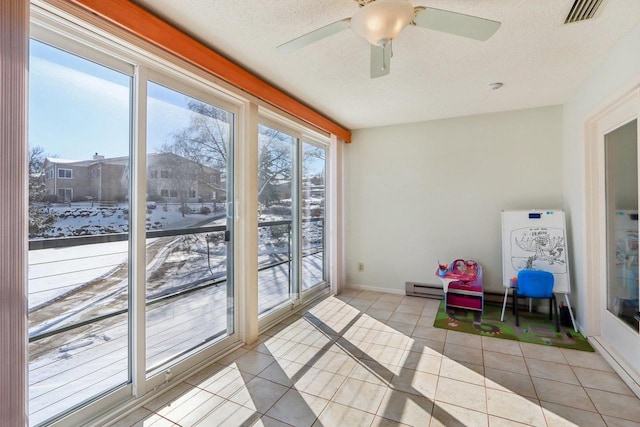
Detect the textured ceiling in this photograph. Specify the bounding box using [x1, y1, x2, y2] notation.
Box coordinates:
[132, 0, 640, 130]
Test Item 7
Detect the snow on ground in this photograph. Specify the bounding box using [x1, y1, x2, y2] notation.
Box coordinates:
[28, 241, 129, 309]
[31, 201, 224, 238]
[28, 202, 226, 308]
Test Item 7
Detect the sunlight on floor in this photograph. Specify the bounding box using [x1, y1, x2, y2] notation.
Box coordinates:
[110, 291, 640, 426]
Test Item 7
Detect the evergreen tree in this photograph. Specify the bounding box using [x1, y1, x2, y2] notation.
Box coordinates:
[28, 146, 56, 235]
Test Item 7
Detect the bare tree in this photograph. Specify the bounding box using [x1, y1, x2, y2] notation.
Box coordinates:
[302, 144, 325, 177]
[258, 127, 293, 208]
[167, 100, 229, 168]
[164, 100, 325, 213]
[162, 100, 229, 205]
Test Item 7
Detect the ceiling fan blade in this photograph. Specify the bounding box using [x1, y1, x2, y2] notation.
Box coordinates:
[413, 7, 500, 41]
[277, 18, 351, 53]
[370, 42, 392, 79]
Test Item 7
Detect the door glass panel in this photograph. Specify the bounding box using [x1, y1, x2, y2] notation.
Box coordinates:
[146, 81, 234, 372]
[605, 119, 640, 331]
[28, 40, 132, 425]
[258, 124, 294, 316]
[302, 142, 327, 291]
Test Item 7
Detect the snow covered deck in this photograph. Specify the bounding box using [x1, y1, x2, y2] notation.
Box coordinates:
[28, 236, 324, 425]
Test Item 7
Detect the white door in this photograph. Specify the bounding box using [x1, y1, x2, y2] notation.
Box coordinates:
[594, 90, 640, 382]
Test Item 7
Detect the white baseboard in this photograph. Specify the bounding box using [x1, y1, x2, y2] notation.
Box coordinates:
[344, 284, 406, 295]
[589, 336, 640, 399]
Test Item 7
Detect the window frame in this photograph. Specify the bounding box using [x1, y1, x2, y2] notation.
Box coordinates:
[29, 13, 138, 425]
[57, 168, 73, 179]
[256, 114, 331, 329]
[141, 67, 242, 384]
[57, 187, 73, 200]
[28, 1, 336, 425]
[29, 5, 246, 426]
[300, 138, 329, 295]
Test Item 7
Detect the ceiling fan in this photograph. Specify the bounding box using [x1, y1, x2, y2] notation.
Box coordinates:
[277, 0, 501, 78]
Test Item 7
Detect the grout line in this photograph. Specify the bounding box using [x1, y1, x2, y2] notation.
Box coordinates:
[137, 292, 640, 427]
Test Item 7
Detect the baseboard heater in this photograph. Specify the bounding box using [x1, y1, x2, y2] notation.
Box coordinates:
[405, 281, 444, 299]
[405, 283, 545, 307]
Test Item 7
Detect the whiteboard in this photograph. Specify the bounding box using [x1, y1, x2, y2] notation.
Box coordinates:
[501, 210, 571, 294]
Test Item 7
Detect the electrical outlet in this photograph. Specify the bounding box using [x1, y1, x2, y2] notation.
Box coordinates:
[358, 262, 364, 272]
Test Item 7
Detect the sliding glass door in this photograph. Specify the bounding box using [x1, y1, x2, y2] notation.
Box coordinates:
[301, 141, 327, 292]
[145, 80, 235, 373]
[257, 124, 329, 319]
[257, 124, 295, 316]
[28, 39, 133, 425]
[27, 9, 332, 424]
[28, 25, 239, 424]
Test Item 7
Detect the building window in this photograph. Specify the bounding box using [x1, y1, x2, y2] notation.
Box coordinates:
[150, 170, 158, 178]
[160, 170, 169, 178]
[57, 188, 73, 201]
[58, 168, 72, 179]
[160, 189, 169, 197]
[169, 189, 178, 198]
[189, 190, 196, 198]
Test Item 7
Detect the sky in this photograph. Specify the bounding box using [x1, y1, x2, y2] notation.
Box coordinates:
[29, 40, 218, 160]
[29, 39, 324, 175]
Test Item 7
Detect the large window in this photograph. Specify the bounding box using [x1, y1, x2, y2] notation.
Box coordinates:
[301, 141, 327, 291]
[28, 39, 132, 426]
[258, 124, 294, 315]
[26, 33, 240, 427]
[257, 124, 329, 318]
[145, 80, 235, 373]
[26, 9, 332, 426]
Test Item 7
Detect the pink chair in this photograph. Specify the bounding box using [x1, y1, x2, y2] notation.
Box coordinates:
[445, 259, 484, 312]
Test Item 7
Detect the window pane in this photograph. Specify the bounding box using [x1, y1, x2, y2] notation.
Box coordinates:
[146, 81, 234, 372]
[302, 142, 326, 291]
[605, 119, 640, 331]
[258, 125, 294, 316]
[28, 40, 131, 425]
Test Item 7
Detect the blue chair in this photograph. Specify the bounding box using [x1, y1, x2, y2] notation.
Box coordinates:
[514, 270, 559, 332]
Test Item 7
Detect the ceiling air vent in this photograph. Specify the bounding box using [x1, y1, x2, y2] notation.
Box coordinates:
[565, 0, 605, 24]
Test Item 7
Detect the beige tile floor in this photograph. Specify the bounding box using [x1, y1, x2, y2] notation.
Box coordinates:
[111, 290, 640, 427]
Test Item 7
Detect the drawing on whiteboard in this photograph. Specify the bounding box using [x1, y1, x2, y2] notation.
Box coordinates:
[510, 227, 567, 274]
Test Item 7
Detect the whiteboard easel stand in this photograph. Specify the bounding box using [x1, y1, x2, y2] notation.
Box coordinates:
[500, 210, 578, 333]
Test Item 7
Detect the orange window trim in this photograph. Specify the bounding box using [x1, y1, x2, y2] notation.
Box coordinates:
[67, 0, 351, 142]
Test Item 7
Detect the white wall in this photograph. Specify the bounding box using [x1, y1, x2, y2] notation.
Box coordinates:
[563, 22, 640, 334]
[345, 106, 563, 294]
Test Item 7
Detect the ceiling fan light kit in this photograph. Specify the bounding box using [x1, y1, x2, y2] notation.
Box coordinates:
[350, 0, 414, 46]
[277, 0, 501, 78]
